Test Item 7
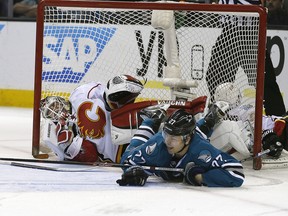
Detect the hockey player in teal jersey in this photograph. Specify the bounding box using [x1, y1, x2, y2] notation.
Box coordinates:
[117, 108, 245, 187]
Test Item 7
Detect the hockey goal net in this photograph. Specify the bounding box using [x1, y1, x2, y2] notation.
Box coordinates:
[32, 0, 267, 169]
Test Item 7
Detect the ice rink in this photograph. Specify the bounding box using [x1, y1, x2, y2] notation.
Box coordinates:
[0, 107, 288, 216]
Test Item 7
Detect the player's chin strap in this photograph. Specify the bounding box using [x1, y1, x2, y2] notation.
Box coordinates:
[175, 133, 194, 154]
[175, 143, 188, 155]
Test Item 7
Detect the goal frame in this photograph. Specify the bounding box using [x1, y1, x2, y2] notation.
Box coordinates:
[32, 0, 267, 170]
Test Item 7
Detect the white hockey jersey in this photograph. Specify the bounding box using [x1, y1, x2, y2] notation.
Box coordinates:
[69, 82, 119, 162]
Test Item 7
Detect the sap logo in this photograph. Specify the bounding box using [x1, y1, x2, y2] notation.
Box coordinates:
[42, 26, 116, 83]
[0, 24, 5, 31]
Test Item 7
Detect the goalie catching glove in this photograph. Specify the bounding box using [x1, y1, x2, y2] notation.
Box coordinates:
[184, 162, 206, 186]
[262, 130, 283, 158]
[116, 166, 149, 186]
[56, 122, 75, 146]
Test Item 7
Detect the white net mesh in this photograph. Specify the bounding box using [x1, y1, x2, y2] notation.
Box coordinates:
[40, 6, 260, 108]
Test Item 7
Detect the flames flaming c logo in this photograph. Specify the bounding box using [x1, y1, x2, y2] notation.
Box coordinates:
[77, 101, 106, 139]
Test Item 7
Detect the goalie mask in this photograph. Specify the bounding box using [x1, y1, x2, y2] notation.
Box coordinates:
[214, 82, 241, 107]
[104, 75, 144, 110]
[40, 96, 71, 121]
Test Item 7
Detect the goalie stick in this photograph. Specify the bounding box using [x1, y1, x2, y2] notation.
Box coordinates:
[0, 149, 272, 172]
[0, 161, 107, 172]
[0, 157, 184, 173]
[241, 149, 271, 163]
[0, 150, 271, 172]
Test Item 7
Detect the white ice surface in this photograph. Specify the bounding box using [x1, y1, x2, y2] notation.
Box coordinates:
[0, 107, 288, 216]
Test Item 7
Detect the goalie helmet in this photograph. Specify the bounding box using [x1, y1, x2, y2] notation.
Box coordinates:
[104, 75, 144, 110]
[163, 109, 196, 137]
[40, 96, 71, 121]
[214, 82, 241, 106]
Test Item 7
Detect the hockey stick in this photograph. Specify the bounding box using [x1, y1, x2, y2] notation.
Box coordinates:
[0, 158, 119, 172]
[0, 161, 105, 172]
[241, 149, 270, 163]
[0, 149, 271, 172]
[0, 157, 184, 173]
[5, 150, 270, 172]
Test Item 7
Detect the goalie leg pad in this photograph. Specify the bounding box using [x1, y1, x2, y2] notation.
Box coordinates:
[42, 118, 82, 160]
[210, 120, 251, 157]
[42, 119, 65, 160]
[62, 135, 83, 160]
[111, 125, 137, 146]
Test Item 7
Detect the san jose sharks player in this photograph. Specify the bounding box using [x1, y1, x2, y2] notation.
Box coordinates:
[117, 108, 245, 187]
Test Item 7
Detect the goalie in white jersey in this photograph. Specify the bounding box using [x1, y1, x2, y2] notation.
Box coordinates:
[201, 82, 285, 161]
[40, 74, 144, 163]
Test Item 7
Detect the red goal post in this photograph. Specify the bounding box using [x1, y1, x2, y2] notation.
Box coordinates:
[32, 0, 267, 170]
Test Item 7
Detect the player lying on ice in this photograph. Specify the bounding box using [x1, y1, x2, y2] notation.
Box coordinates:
[40, 74, 145, 163]
[117, 108, 245, 187]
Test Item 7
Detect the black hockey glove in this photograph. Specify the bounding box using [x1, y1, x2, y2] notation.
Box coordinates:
[139, 105, 168, 132]
[116, 166, 148, 186]
[139, 105, 167, 122]
[262, 130, 283, 158]
[199, 101, 229, 135]
[184, 162, 206, 186]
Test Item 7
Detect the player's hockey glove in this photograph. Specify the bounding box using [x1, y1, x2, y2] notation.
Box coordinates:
[262, 130, 283, 158]
[199, 101, 229, 135]
[139, 104, 169, 132]
[184, 162, 206, 186]
[139, 104, 168, 122]
[116, 165, 149, 186]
